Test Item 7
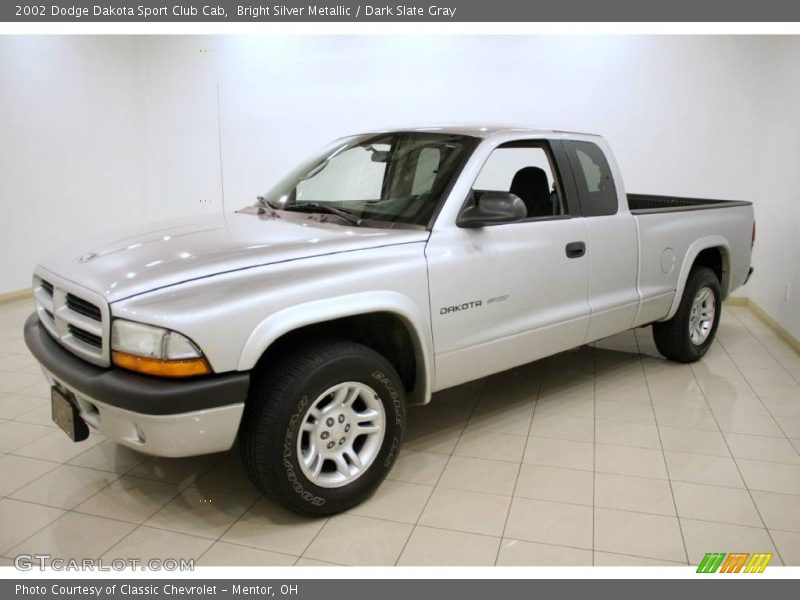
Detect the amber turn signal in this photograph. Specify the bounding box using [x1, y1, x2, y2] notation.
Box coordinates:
[112, 351, 212, 378]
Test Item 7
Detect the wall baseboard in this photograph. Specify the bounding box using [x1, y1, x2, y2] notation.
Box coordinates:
[725, 297, 800, 356]
[0, 288, 32, 305]
[725, 296, 749, 307]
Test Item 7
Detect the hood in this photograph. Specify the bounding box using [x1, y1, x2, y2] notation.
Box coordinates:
[37, 210, 429, 303]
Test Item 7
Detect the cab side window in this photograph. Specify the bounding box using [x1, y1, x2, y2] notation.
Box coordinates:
[563, 140, 618, 217]
[473, 143, 565, 219]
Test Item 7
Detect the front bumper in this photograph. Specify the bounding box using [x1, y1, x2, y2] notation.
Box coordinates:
[24, 313, 250, 457]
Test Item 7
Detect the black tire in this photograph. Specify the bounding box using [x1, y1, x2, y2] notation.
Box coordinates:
[240, 338, 405, 515]
[653, 266, 722, 363]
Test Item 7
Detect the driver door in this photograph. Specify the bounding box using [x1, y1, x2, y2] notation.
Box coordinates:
[425, 140, 591, 391]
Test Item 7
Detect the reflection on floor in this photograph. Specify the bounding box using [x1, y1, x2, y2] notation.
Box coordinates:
[0, 298, 799, 566]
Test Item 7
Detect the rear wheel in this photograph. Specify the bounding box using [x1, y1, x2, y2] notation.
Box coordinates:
[240, 338, 405, 515]
[653, 266, 721, 363]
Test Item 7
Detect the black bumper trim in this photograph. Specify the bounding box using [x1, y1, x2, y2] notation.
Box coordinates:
[744, 266, 754, 285]
[24, 313, 250, 416]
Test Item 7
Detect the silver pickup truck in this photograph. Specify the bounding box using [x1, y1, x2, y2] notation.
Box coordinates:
[24, 126, 755, 514]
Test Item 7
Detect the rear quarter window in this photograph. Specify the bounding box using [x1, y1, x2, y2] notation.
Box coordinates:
[564, 141, 618, 217]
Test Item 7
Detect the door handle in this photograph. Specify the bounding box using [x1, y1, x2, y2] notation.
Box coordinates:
[565, 241, 586, 259]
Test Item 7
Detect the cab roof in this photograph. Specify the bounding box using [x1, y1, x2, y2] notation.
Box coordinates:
[359, 124, 602, 139]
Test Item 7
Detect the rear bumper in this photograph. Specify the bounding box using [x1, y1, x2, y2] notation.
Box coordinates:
[744, 266, 755, 285]
[24, 313, 249, 457]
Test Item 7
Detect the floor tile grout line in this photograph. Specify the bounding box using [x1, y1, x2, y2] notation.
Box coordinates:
[7, 442, 149, 473]
[709, 311, 791, 564]
[2, 301, 797, 565]
[10, 450, 226, 562]
[635, 327, 690, 566]
[2, 498, 267, 562]
[291, 518, 330, 566]
[6, 449, 259, 492]
[0, 501, 67, 559]
[378, 519, 688, 564]
[527, 442, 800, 475]
[7, 437, 796, 505]
[724, 305, 800, 363]
[1, 437, 135, 503]
[721, 310, 799, 377]
[90, 475, 241, 562]
[189, 519, 689, 566]
[0, 395, 51, 422]
[728, 311, 800, 450]
[722, 314, 800, 544]
[0, 425, 57, 455]
[722, 310, 800, 454]
[492, 364, 544, 566]
[69, 483, 185, 523]
[7, 478, 790, 541]
[193, 489, 266, 565]
[195, 532, 300, 565]
[0, 456, 62, 497]
[694, 416, 787, 564]
[387, 458, 800, 503]
[392, 378, 488, 566]
[591, 344, 597, 565]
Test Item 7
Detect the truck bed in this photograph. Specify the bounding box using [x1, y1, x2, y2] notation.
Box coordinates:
[628, 194, 751, 214]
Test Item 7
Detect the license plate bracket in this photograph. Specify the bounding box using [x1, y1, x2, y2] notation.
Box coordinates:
[51, 387, 90, 442]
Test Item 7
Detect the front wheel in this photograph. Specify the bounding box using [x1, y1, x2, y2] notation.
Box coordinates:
[653, 266, 722, 363]
[240, 339, 405, 515]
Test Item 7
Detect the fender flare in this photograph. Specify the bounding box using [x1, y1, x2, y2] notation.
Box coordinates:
[236, 291, 435, 404]
[663, 236, 731, 321]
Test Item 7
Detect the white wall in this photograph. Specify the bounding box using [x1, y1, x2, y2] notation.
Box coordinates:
[210, 36, 766, 207]
[747, 38, 800, 340]
[1, 35, 797, 338]
[0, 37, 147, 292]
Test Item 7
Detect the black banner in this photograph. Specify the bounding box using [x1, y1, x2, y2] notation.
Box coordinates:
[3, 579, 799, 600]
[3, 0, 800, 22]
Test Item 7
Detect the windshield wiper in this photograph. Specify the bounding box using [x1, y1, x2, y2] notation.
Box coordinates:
[252, 196, 281, 218]
[282, 203, 363, 227]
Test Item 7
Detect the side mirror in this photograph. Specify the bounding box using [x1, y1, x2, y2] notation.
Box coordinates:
[457, 191, 526, 228]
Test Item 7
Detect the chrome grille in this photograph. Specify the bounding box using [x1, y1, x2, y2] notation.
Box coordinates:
[33, 271, 110, 367]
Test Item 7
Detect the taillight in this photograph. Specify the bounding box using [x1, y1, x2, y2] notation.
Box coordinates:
[752, 222, 756, 248]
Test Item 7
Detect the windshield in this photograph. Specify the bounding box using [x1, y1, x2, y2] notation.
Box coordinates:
[258, 132, 478, 227]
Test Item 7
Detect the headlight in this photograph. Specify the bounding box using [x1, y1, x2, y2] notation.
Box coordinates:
[111, 320, 211, 377]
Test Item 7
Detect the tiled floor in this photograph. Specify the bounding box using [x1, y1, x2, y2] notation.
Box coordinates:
[1, 298, 799, 567]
